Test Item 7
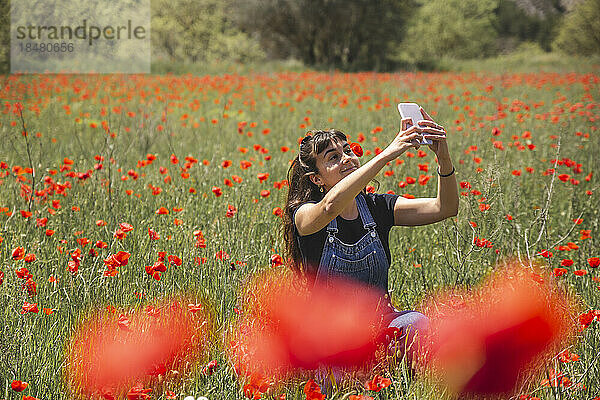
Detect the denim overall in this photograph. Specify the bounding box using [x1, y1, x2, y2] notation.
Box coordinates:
[314, 193, 390, 296]
[312, 193, 428, 392]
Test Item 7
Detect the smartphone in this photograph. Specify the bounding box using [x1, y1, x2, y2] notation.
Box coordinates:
[397, 102, 432, 145]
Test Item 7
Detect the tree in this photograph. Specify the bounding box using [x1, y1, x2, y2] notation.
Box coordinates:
[232, 0, 417, 71]
[397, 0, 499, 66]
[494, 0, 563, 52]
[0, 0, 9, 73]
[553, 0, 600, 55]
[151, 0, 264, 64]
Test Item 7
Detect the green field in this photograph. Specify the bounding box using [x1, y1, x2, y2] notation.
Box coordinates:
[0, 68, 599, 400]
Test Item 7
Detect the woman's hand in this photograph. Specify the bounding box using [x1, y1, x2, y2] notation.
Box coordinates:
[418, 107, 449, 159]
[382, 118, 424, 160]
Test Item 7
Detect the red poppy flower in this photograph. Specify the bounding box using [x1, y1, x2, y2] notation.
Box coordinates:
[126, 383, 151, 400]
[588, 257, 600, 268]
[578, 310, 597, 329]
[15, 267, 32, 279]
[11, 380, 28, 392]
[418, 174, 431, 185]
[553, 268, 568, 277]
[304, 379, 325, 400]
[226, 204, 237, 218]
[406, 176, 416, 184]
[119, 223, 133, 232]
[212, 187, 223, 197]
[260, 190, 270, 198]
[537, 249, 553, 258]
[365, 375, 392, 392]
[155, 207, 169, 215]
[168, 255, 182, 267]
[270, 254, 284, 267]
[187, 303, 203, 313]
[240, 160, 252, 169]
[202, 359, 218, 375]
[215, 250, 229, 260]
[21, 301, 39, 314]
[12, 246, 25, 260]
[232, 175, 243, 183]
[560, 259, 573, 267]
[148, 228, 160, 241]
[257, 173, 269, 183]
[350, 142, 363, 157]
[349, 396, 374, 400]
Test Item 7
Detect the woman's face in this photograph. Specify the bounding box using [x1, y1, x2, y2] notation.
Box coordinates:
[310, 139, 360, 192]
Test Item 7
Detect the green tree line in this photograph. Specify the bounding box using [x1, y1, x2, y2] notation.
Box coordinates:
[0, 0, 599, 74]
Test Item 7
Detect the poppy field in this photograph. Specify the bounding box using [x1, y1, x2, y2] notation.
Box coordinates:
[0, 69, 599, 400]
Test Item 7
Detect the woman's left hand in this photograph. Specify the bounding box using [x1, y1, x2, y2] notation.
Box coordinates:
[419, 107, 450, 159]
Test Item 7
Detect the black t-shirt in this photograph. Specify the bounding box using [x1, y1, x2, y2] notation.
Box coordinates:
[292, 192, 399, 276]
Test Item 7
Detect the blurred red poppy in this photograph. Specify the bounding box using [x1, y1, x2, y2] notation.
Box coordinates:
[422, 261, 576, 397]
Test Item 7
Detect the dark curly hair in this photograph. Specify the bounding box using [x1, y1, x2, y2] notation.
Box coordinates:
[282, 129, 367, 274]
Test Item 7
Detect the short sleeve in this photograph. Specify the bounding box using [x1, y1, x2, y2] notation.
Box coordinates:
[366, 192, 399, 230]
[292, 201, 317, 235]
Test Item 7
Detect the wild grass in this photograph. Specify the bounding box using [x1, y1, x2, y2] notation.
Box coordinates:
[0, 68, 598, 399]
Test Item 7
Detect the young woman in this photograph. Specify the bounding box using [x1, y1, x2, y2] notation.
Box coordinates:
[282, 109, 459, 358]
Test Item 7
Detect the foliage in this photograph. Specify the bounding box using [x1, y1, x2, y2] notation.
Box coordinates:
[151, 0, 264, 64]
[231, 0, 417, 71]
[494, 0, 563, 52]
[0, 0, 9, 74]
[394, 0, 499, 68]
[553, 0, 600, 56]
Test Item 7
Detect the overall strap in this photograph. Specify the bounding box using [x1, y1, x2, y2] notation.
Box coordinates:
[326, 214, 339, 234]
[356, 193, 377, 230]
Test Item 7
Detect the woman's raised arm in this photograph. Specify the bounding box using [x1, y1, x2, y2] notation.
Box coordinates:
[295, 120, 442, 236]
[393, 109, 459, 226]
